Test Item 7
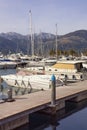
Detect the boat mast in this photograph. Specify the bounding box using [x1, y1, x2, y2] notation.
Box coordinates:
[40, 31, 43, 57]
[56, 24, 58, 60]
[29, 10, 34, 58]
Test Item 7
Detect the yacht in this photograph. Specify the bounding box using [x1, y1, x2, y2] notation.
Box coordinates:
[45, 60, 87, 80]
[1, 74, 64, 90]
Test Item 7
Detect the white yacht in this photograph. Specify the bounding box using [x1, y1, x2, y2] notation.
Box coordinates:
[1, 74, 64, 90]
[45, 60, 87, 80]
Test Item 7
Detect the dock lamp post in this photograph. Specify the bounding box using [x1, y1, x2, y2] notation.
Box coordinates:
[51, 74, 56, 106]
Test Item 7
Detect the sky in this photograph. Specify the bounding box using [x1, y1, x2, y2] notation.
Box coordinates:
[0, 0, 87, 35]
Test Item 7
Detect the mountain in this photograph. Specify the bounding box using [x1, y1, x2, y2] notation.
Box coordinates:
[0, 32, 29, 54]
[0, 32, 25, 40]
[0, 30, 87, 55]
[58, 30, 87, 51]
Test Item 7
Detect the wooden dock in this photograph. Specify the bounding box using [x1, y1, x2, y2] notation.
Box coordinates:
[0, 80, 87, 130]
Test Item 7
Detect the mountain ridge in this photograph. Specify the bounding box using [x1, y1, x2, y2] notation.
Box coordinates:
[0, 30, 87, 55]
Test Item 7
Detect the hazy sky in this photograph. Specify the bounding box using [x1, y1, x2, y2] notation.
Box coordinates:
[0, 0, 87, 35]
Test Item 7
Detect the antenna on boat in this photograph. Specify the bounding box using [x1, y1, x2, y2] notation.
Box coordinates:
[55, 23, 58, 60]
[29, 10, 34, 59]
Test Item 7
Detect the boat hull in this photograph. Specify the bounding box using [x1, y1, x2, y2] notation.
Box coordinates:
[1, 74, 64, 90]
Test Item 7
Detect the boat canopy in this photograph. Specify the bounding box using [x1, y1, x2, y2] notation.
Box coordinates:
[52, 60, 84, 71]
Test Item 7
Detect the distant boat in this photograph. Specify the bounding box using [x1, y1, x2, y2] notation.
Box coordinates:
[81, 53, 87, 60]
[40, 57, 57, 66]
[0, 61, 17, 69]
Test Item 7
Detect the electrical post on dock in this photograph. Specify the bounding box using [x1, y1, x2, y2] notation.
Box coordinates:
[50, 74, 56, 115]
[51, 74, 56, 105]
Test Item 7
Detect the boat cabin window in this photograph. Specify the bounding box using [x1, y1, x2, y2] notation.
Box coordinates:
[75, 63, 83, 72]
[39, 68, 43, 70]
[61, 74, 65, 76]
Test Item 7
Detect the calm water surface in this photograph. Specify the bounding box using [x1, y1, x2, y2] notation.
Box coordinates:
[14, 103, 87, 130]
[0, 69, 16, 76]
[14, 95, 87, 130]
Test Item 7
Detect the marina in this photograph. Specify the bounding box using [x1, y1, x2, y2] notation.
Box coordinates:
[0, 0, 87, 130]
[0, 78, 87, 130]
[0, 58, 87, 130]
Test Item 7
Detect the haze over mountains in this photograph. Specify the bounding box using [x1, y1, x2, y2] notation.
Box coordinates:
[0, 30, 87, 55]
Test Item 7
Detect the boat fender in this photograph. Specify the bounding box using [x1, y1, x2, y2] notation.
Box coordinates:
[80, 75, 84, 81]
[72, 75, 76, 80]
[65, 75, 68, 79]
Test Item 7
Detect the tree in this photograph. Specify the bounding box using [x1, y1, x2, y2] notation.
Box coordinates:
[49, 49, 55, 56]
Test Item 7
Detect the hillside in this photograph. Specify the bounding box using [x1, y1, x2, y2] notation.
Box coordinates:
[0, 30, 87, 55]
[59, 30, 87, 50]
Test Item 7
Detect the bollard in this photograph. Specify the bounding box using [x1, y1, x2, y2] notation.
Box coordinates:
[7, 88, 15, 102]
[50, 74, 56, 106]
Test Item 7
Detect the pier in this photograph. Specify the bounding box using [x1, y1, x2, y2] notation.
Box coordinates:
[0, 80, 87, 130]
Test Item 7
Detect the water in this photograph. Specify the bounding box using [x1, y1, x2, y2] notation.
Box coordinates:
[13, 99, 87, 130]
[0, 69, 16, 75]
[57, 108, 87, 130]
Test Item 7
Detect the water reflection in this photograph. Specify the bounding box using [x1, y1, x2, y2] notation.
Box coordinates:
[50, 115, 59, 130]
[14, 99, 87, 130]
